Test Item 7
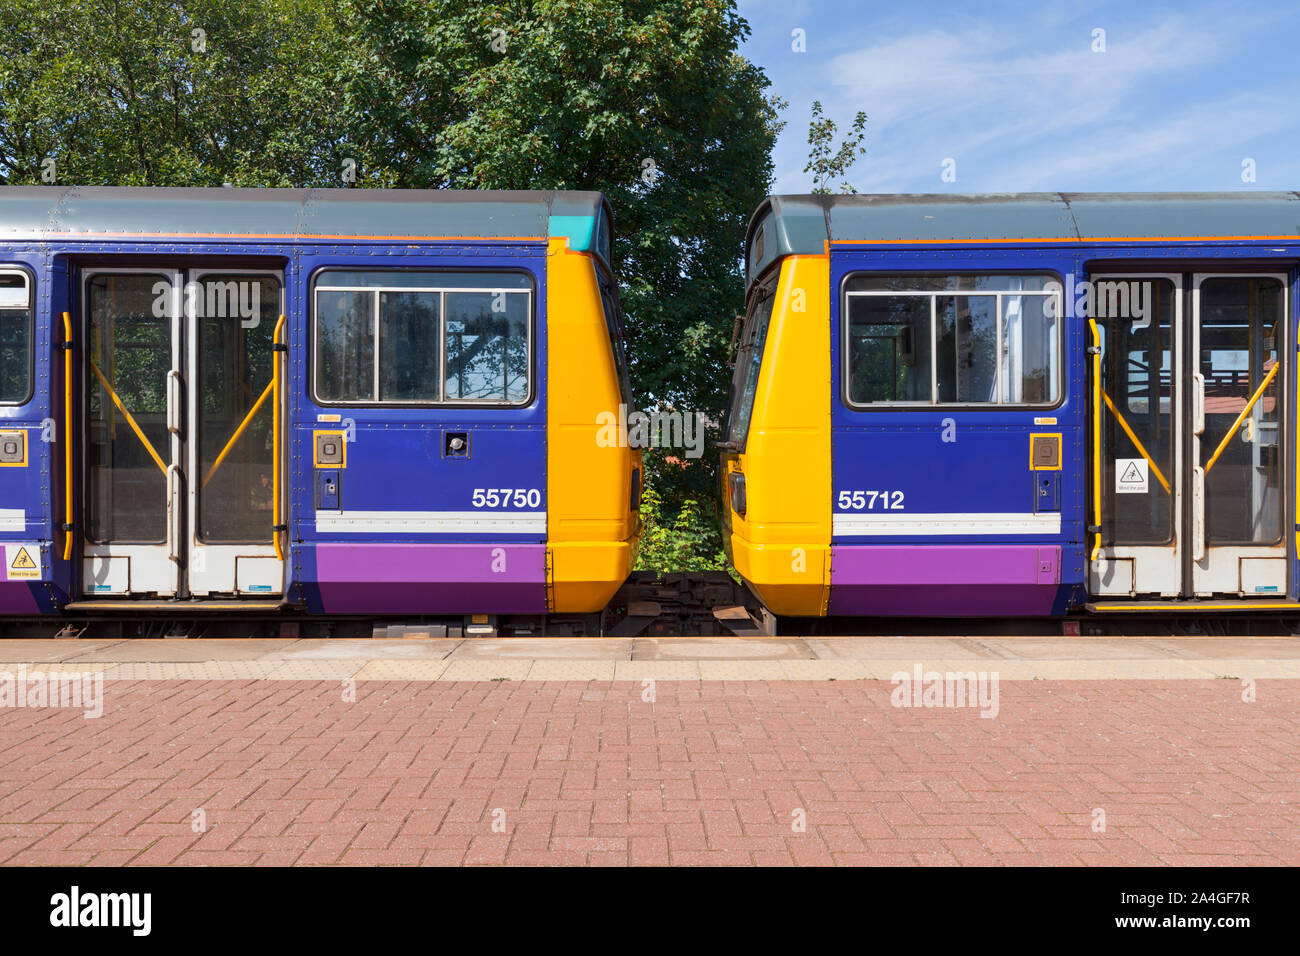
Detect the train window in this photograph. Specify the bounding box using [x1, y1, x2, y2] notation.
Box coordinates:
[847, 295, 932, 403]
[727, 284, 776, 446]
[316, 289, 376, 402]
[1002, 293, 1059, 403]
[313, 271, 533, 405]
[379, 291, 440, 401]
[0, 272, 33, 405]
[0, 272, 32, 403]
[936, 295, 998, 403]
[444, 291, 528, 402]
[844, 274, 1061, 407]
[598, 273, 635, 407]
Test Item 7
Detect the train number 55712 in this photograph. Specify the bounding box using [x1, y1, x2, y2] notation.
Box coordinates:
[837, 490, 905, 511]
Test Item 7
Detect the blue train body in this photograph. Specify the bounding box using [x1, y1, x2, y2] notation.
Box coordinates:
[0, 187, 640, 621]
[724, 193, 1300, 616]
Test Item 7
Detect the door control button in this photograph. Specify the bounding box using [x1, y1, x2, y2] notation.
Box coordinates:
[0, 432, 24, 464]
[315, 431, 346, 467]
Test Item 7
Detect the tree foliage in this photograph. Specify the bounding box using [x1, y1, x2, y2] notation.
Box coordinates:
[0, 0, 783, 570]
[804, 99, 867, 194]
[633, 485, 731, 574]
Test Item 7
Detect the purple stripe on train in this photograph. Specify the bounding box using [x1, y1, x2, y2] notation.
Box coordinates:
[0, 585, 39, 614]
[312, 543, 547, 615]
[828, 545, 1061, 616]
[0, 544, 41, 614]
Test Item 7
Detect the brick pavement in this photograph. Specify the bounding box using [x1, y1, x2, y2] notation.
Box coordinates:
[0, 677, 1296, 866]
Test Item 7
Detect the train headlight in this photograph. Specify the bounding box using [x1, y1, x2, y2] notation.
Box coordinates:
[728, 472, 747, 517]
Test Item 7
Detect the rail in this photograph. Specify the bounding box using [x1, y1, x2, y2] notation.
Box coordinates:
[201, 380, 274, 490]
[1204, 361, 1279, 474]
[61, 313, 73, 561]
[271, 315, 286, 561]
[1099, 388, 1171, 494]
[87, 358, 167, 475]
[1089, 319, 1101, 563]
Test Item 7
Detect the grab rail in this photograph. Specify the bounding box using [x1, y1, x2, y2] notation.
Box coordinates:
[1089, 319, 1101, 563]
[271, 315, 286, 561]
[61, 313, 73, 561]
[1204, 361, 1279, 474]
[88, 359, 167, 475]
[201, 380, 274, 490]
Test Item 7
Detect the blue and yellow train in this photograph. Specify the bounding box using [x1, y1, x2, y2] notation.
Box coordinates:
[4, 186, 1300, 632]
[723, 192, 1300, 619]
[0, 187, 640, 631]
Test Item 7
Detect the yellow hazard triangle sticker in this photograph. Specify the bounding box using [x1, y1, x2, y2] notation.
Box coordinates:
[8, 546, 39, 579]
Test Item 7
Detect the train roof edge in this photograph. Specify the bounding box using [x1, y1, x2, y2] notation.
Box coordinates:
[0, 185, 613, 262]
[745, 191, 1300, 289]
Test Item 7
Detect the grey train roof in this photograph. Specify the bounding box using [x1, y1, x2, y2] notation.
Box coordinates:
[0, 185, 611, 252]
[746, 192, 1300, 286]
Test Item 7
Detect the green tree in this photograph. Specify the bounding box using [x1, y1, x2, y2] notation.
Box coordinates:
[340, 1, 781, 529]
[804, 99, 867, 194]
[0, 0, 781, 572]
[633, 485, 730, 574]
[0, 0, 349, 187]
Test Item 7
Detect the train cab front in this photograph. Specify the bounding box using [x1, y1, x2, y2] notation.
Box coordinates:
[727, 193, 1300, 622]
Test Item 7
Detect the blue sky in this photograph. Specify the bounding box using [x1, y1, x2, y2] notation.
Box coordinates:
[737, 0, 1300, 193]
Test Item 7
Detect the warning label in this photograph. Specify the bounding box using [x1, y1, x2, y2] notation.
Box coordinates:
[6, 544, 40, 580]
[1115, 458, 1149, 495]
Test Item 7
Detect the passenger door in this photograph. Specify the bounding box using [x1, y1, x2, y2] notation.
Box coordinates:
[82, 269, 284, 598]
[1091, 272, 1288, 599]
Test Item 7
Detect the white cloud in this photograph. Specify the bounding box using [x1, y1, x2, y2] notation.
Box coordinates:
[764, 4, 1300, 193]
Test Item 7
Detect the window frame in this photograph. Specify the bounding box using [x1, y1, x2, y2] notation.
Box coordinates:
[595, 258, 634, 408]
[840, 271, 1066, 411]
[724, 270, 779, 450]
[310, 267, 536, 408]
[0, 266, 35, 407]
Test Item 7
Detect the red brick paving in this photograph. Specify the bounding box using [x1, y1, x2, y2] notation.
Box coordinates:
[0, 680, 1296, 865]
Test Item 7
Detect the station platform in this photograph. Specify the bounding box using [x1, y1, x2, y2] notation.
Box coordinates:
[1, 635, 1297, 866]
[2, 634, 1300, 681]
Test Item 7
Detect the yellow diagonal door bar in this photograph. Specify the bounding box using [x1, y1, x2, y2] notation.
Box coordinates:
[88, 359, 167, 475]
[1204, 361, 1279, 474]
[201, 379, 273, 490]
[1099, 388, 1171, 494]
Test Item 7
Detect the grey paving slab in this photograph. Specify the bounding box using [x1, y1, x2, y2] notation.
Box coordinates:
[631, 638, 813, 661]
[0, 640, 123, 663]
[962, 638, 1181, 660]
[803, 637, 993, 660]
[59, 639, 295, 663]
[1137, 638, 1300, 660]
[268, 638, 462, 660]
[445, 638, 633, 660]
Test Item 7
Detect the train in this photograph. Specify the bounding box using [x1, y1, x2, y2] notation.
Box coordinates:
[3, 186, 1300, 635]
[0, 187, 640, 635]
[724, 192, 1300, 621]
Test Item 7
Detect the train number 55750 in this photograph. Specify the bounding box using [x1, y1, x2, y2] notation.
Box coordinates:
[471, 488, 543, 509]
